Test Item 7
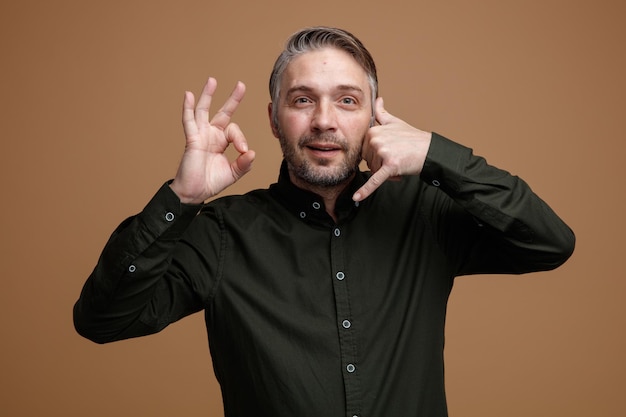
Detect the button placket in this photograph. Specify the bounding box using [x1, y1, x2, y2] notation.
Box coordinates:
[329, 225, 362, 415]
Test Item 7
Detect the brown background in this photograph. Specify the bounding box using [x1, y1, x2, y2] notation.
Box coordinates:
[1, 0, 624, 416]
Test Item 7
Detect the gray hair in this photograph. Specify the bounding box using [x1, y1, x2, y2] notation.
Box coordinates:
[269, 26, 378, 127]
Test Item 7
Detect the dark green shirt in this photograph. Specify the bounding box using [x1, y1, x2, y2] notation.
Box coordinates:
[74, 133, 575, 417]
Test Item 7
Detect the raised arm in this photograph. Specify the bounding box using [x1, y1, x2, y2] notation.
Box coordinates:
[74, 78, 252, 343]
[352, 97, 574, 274]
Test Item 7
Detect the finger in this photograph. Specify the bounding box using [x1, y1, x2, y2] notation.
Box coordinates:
[374, 97, 396, 126]
[360, 134, 372, 168]
[232, 149, 256, 180]
[352, 165, 392, 202]
[361, 129, 385, 174]
[224, 123, 249, 153]
[195, 77, 217, 126]
[182, 91, 199, 138]
[211, 81, 246, 129]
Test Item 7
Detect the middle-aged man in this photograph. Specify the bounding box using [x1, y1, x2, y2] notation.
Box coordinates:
[74, 26, 575, 416]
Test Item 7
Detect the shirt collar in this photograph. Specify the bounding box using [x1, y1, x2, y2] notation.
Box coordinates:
[269, 160, 368, 226]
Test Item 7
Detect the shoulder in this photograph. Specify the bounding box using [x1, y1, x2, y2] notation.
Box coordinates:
[197, 188, 285, 225]
[204, 188, 274, 210]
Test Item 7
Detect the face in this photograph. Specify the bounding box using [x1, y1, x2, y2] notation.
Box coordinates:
[269, 47, 373, 189]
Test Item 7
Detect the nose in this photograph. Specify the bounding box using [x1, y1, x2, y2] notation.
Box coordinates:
[311, 100, 337, 132]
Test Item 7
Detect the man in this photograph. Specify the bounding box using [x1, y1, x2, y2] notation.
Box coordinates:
[74, 27, 575, 416]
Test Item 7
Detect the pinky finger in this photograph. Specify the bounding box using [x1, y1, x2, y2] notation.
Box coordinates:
[182, 92, 199, 138]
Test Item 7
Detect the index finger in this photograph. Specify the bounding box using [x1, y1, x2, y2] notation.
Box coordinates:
[352, 165, 393, 202]
[210, 81, 246, 129]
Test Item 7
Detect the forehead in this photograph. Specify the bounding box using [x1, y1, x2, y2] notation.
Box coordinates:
[281, 47, 370, 94]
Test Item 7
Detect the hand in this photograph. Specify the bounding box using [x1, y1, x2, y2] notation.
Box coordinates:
[170, 78, 255, 204]
[353, 97, 432, 202]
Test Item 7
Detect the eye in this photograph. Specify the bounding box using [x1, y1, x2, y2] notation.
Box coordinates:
[294, 97, 312, 105]
[340, 97, 357, 105]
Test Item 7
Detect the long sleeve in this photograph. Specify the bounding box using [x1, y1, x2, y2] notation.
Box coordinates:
[73, 182, 205, 344]
[419, 133, 575, 276]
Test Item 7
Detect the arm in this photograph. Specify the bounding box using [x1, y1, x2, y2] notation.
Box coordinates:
[354, 97, 574, 274]
[73, 184, 206, 343]
[74, 78, 255, 343]
[419, 133, 575, 274]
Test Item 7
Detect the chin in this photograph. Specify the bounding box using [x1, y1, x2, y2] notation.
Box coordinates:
[304, 165, 356, 187]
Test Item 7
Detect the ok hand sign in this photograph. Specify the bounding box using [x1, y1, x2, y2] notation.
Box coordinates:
[170, 78, 255, 204]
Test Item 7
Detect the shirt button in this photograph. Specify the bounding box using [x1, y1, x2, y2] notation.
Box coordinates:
[165, 212, 175, 222]
[431, 179, 441, 187]
[346, 364, 356, 373]
[336, 272, 345, 281]
[312, 202, 321, 210]
[299, 211, 306, 218]
[128, 264, 136, 273]
[342, 320, 351, 329]
[334, 228, 341, 237]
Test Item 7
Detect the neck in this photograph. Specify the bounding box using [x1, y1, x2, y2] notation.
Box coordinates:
[288, 172, 355, 223]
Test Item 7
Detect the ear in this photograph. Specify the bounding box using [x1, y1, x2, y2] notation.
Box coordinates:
[268, 102, 279, 138]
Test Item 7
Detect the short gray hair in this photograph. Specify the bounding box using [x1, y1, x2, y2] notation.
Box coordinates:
[269, 26, 378, 127]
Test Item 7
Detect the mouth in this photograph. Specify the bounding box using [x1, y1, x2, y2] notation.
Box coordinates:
[304, 142, 343, 159]
[305, 143, 342, 152]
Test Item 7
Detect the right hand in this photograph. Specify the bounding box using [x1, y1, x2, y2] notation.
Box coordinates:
[170, 77, 255, 204]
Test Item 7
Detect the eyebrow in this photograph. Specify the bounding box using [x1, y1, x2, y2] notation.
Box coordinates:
[285, 84, 365, 97]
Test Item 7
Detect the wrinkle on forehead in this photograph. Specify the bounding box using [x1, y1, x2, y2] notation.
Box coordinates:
[281, 48, 370, 97]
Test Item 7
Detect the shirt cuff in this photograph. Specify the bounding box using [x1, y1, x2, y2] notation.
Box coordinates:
[420, 132, 471, 193]
[138, 181, 204, 239]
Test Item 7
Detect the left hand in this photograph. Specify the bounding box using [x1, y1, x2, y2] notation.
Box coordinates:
[353, 97, 432, 202]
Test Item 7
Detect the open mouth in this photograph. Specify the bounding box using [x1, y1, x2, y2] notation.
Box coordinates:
[305, 144, 343, 160]
[306, 144, 342, 152]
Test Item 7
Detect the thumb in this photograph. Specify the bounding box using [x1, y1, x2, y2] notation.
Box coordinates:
[374, 97, 396, 125]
